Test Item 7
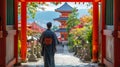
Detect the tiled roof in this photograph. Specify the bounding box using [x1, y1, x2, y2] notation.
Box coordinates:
[55, 3, 73, 12]
[55, 28, 67, 32]
[54, 17, 68, 21]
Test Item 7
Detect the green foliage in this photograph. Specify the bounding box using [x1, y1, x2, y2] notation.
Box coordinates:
[52, 25, 59, 31]
[67, 8, 80, 32]
[18, 3, 21, 15]
[68, 34, 74, 45]
[85, 24, 92, 57]
[70, 26, 87, 46]
[69, 22, 92, 58]
[18, 39, 21, 57]
[67, 8, 80, 49]
[67, 8, 93, 58]
[27, 2, 39, 19]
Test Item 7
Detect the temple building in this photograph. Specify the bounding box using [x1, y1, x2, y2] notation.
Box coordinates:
[54, 3, 76, 41]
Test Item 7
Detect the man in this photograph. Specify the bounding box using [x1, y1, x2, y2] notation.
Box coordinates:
[40, 22, 58, 67]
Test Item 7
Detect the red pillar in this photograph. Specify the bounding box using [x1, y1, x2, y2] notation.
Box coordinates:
[114, 0, 120, 66]
[14, 0, 18, 63]
[0, 0, 7, 67]
[101, 0, 106, 63]
[92, 1, 99, 62]
[21, 2, 27, 61]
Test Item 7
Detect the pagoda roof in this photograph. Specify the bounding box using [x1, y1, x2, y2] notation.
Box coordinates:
[55, 28, 67, 32]
[54, 17, 68, 21]
[55, 3, 73, 12]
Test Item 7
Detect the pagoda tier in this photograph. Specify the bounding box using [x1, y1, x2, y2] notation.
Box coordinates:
[59, 25, 67, 29]
[54, 3, 75, 41]
[54, 19, 67, 28]
[55, 28, 67, 32]
[60, 12, 71, 17]
[54, 17, 68, 21]
[55, 28, 68, 40]
[55, 2, 73, 12]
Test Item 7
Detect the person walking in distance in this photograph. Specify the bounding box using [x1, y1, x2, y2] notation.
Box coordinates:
[39, 22, 58, 67]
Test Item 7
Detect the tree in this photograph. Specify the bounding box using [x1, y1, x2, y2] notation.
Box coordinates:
[18, 2, 39, 19]
[27, 2, 39, 19]
[67, 8, 80, 33]
[80, 15, 92, 24]
[67, 8, 80, 46]
[68, 7, 93, 60]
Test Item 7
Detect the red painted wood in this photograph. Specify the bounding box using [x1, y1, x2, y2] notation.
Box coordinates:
[101, 0, 106, 63]
[21, 2, 27, 61]
[20, 0, 94, 2]
[95, 0, 101, 2]
[14, 0, 18, 63]
[0, 0, 6, 67]
[114, 0, 120, 67]
[92, 2, 99, 62]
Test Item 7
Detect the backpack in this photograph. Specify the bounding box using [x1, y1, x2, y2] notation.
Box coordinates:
[44, 36, 53, 46]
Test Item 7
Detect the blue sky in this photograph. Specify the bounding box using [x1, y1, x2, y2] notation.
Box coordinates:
[37, 2, 92, 11]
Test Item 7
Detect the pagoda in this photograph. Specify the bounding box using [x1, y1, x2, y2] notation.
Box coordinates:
[54, 2, 74, 41]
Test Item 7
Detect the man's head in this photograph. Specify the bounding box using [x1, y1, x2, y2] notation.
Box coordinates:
[47, 22, 52, 29]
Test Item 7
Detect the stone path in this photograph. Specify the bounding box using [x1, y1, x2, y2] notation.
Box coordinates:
[15, 45, 98, 67]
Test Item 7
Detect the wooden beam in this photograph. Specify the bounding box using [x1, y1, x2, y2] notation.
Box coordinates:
[20, 0, 26, 2]
[92, 1, 99, 62]
[101, 0, 106, 63]
[114, 0, 120, 67]
[21, 2, 27, 61]
[95, 0, 101, 2]
[14, 0, 18, 63]
[19, 0, 93, 2]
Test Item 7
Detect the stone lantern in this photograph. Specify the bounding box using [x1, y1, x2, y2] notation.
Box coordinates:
[28, 36, 37, 61]
[36, 39, 41, 58]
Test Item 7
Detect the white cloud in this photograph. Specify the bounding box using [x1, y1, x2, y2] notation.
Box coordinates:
[37, 2, 63, 11]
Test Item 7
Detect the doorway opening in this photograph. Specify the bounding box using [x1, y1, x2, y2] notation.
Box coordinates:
[17, 1, 100, 67]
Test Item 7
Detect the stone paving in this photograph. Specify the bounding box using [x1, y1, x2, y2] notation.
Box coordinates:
[15, 45, 98, 67]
